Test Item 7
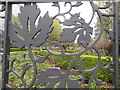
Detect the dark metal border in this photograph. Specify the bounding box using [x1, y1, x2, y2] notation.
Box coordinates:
[2, 2, 12, 89]
[1, 1, 119, 89]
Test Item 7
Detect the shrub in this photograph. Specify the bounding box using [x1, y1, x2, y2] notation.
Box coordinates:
[10, 48, 27, 52]
[38, 50, 113, 83]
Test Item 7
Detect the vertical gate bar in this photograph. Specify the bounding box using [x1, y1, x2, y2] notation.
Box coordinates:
[2, 2, 12, 89]
[113, 2, 119, 88]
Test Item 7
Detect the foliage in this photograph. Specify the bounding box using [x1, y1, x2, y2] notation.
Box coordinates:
[94, 2, 120, 54]
[47, 19, 62, 42]
[12, 14, 22, 26]
[38, 50, 113, 83]
[8, 51, 54, 88]
[81, 81, 112, 89]
[62, 42, 79, 50]
[95, 1, 115, 31]
[10, 48, 27, 52]
[69, 75, 82, 80]
[0, 50, 115, 88]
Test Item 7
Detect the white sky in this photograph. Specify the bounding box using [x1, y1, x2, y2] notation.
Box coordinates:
[11, 2, 98, 41]
[12, 1, 97, 27]
[0, 1, 98, 36]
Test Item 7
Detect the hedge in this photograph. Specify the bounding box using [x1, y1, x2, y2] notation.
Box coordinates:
[10, 48, 27, 52]
[38, 50, 113, 83]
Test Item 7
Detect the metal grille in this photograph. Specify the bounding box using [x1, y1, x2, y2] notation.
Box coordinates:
[0, 0, 119, 89]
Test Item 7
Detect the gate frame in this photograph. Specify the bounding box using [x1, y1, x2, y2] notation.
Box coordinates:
[1, 0, 119, 89]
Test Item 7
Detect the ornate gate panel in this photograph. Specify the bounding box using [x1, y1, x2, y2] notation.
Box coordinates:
[0, 0, 119, 89]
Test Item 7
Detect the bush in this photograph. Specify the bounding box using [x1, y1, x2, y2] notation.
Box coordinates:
[10, 48, 27, 52]
[38, 50, 113, 83]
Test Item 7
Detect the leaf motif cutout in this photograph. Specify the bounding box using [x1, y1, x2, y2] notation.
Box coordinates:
[63, 19, 75, 26]
[32, 12, 53, 47]
[9, 4, 53, 48]
[35, 68, 79, 88]
[59, 25, 80, 42]
[60, 14, 93, 48]
[77, 26, 93, 48]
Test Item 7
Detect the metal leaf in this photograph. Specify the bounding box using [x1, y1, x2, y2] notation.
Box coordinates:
[9, 22, 25, 48]
[71, 13, 80, 22]
[9, 4, 53, 48]
[76, 23, 93, 47]
[60, 16, 93, 47]
[77, 32, 91, 48]
[35, 68, 79, 88]
[60, 29, 78, 42]
[32, 12, 53, 47]
[63, 19, 75, 26]
[59, 26, 80, 42]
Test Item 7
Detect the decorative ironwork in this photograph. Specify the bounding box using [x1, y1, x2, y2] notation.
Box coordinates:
[1, 1, 119, 89]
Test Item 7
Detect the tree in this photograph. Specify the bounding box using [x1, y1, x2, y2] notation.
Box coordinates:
[12, 14, 21, 26]
[95, 1, 120, 32]
[47, 19, 62, 42]
[95, 1, 120, 54]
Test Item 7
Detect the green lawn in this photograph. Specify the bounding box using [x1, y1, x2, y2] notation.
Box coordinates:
[0, 50, 116, 88]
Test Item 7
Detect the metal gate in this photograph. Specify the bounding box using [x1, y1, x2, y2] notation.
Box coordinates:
[0, 0, 119, 89]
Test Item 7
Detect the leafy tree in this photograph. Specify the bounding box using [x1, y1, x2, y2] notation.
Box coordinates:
[95, 1, 120, 54]
[12, 14, 21, 26]
[47, 19, 62, 42]
[95, 1, 120, 32]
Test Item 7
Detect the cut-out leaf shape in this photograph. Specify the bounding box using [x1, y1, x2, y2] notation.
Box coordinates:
[60, 14, 93, 48]
[9, 4, 53, 48]
[77, 25, 93, 48]
[35, 68, 79, 88]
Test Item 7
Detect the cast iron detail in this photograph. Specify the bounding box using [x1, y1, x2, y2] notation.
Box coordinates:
[2, 1, 117, 88]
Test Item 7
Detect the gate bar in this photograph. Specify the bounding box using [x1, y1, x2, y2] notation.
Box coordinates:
[2, 2, 12, 89]
[0, 0, 117, 3]
[113, 2, 119, 88]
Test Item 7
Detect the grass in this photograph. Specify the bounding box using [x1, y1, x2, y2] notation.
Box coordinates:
[6, 51, 54, 88]
[0, 50, 117, 88]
